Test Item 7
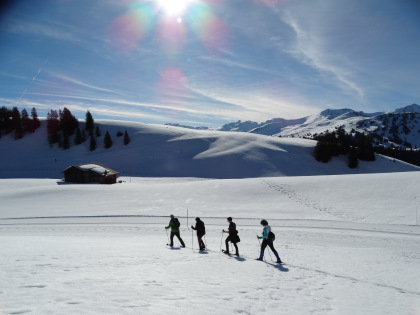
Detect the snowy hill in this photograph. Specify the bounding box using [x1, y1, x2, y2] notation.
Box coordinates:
[215, 104, 420, 149]
[1, 119, 419, 179]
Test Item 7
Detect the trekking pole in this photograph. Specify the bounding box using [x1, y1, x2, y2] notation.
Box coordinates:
[219, 231, 224, 254]
[187, 208, 189, 231]
[203, 235, 208, 250]
[166, 229, 170, 245]
[257, 235, 265, 261]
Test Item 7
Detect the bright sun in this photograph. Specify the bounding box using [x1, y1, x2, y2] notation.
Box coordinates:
[157, 0, 190, 15]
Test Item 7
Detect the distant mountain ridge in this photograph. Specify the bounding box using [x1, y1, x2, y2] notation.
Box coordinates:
[198, 104, 420, 149]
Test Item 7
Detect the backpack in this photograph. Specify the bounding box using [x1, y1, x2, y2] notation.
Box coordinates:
[268, 231, 275, 241]
[173, 218, 180, 229]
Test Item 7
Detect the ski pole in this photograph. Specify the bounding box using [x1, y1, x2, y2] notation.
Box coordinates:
[257, 235, 265, 262]
[166, 229, 170, 245]
[203, 235, 208, 250]
[191, 228, 194, 251]
[219, 231, 224, 254]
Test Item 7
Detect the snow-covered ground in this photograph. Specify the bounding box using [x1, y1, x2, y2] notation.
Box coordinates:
[1, 173, 420, 314]
[1, 120, 420, 314]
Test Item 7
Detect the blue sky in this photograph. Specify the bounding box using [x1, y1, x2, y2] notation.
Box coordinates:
[1, 0, 419, 127]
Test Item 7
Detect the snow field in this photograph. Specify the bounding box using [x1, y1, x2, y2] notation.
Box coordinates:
[1, 218, 419, 315]
[1, 169, 420, 314]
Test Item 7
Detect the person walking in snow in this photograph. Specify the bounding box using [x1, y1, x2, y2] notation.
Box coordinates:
[191, 217, 206, 251]
[165, 214, 186, 248]
[222, 217, 240, 256]
[256, 219, 283, 263]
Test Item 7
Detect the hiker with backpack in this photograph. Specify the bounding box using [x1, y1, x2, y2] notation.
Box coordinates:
[165, 214, 186, 248]
[222, 217, 240, 256]
[191, 217, 206, 251]
[256, 219, 283, 263]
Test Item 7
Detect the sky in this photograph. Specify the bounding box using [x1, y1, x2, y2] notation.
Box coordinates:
[0, 0, 419, 127]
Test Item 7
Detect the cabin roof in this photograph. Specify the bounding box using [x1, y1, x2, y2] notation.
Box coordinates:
[63, 162, 118, 176]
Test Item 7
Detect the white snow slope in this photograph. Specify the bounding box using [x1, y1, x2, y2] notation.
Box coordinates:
[1, 120, 420, 314]
[1, 119, 419, 179]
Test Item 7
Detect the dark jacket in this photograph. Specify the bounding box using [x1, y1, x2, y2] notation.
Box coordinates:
[228, 222, 240, 243]
[192, 219, 206, 236]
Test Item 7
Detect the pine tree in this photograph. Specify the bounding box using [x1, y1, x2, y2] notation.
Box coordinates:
[11, 107, 23, 139]
[123, 130, 130, 145]
[85, 111, 94, 135]
[348, 147, 359, 169]
[47, 110, 60, 146]
[0, 106, 13, 135]
[95, 125, 101, 137]
[74, 126, 82, 145]
[31, 107, 40, 131]
[89, 134, 96, 151]
[21, 108, 30, 133]
[59, 107, 78, 137]
[104, 131, 112, 149]
[62, 133, 70, 149]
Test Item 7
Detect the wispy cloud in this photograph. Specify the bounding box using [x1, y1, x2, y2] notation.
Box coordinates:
[198, 55, 281, 77]
[49, 73, 123, 95]
[2, 17, 82, 43]
[186, 84, 319, 122]
[281, 11, 365, 100]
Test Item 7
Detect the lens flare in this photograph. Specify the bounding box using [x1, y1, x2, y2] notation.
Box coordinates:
[188, 5, 232, 54]
[156, 15, 187, 54]
[106, 4, 153, 54]
[158, 0, 190, 15]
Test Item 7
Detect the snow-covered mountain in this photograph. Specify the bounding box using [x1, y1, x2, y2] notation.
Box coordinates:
[391, 103, 420, 114]
[217, 104, 420, 149]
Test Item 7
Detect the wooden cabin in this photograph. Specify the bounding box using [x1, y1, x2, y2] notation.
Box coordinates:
[63, 163, 118, 184]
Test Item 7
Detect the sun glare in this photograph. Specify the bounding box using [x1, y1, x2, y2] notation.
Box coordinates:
[158, 0, 190, 15]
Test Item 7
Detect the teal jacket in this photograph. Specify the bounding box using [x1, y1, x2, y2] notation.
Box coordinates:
[259, 226, 271, 239]
[165, 219, 179, 233]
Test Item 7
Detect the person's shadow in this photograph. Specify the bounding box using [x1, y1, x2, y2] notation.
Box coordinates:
[273, 263, 289, 272]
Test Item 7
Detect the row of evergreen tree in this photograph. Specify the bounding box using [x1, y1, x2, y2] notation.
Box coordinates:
[0, 105, 131, 151]
[0, 106, 41, 139]
[313, 127, 376, 169]
[374, 146, 420, 167]
[47, 108, 130, 151]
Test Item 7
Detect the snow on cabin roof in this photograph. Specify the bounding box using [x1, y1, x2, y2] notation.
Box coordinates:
[63, 163, 118, 175]
[78, 164, 111, 175]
